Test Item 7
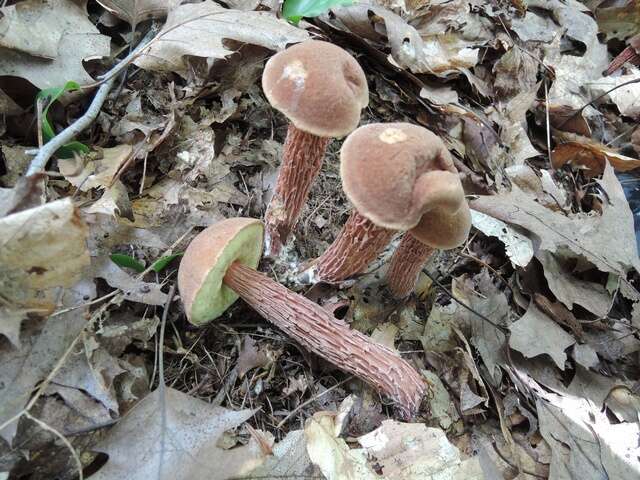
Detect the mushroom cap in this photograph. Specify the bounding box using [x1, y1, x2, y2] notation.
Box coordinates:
[178, 218, 263, 326]
[262, 40, 368, 138]
[410, 202, 471, 250]
[340, 123, 457, 230]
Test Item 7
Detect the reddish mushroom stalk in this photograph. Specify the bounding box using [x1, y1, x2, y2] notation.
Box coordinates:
[309, 210, 395, 283]
[262, 40, 368, 256]
[605, 34, 640, 76]
[224, 261, 425, 417]
[386, 233, 435, 299]
[264, 125, 330, 255]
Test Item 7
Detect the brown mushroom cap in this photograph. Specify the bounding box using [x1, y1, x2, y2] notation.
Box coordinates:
[262, 40, 368, 138]
[340, 123, 457, 230]
[178, 218, 263, 325]
[410, 203, 471, 250]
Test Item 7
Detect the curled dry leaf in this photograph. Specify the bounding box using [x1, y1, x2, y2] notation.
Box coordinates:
[134, 1, 308, 75]
[96, 0, 181, 26]
[0, 198, 90, 307]
[552, 141, 640, 175]
[58, 145, 133, 191]
[92, 387, 266, 480]
[0, 0, 110, 89]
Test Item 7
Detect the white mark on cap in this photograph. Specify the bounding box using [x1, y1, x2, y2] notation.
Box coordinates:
[379, 128, 408, 144]
[282, 60, 307, 89]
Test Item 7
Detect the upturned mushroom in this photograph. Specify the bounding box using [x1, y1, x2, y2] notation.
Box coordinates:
[177, 217, 425, 416]
[385, 171, 471, 298]
[605, 34, 640, 76]
[305, 123, 458, 284]
[262, 40, 368, 256]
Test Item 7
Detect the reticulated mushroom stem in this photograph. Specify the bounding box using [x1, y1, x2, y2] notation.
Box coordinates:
[264, 124, 331, 256]
[605, 45, 640, 75]
[386, 233, 435, 299]
[313, 210, 396, 283]
[224, 261, 425, 417]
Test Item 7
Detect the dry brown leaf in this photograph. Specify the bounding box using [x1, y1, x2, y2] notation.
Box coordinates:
[0, 198, 90, 306]
[59, 145, 133, 191]
[0, 0, 110, 89]
[96, 0, 180, 26]
[326, 5, 481, 76]
[92, 387, 265, 480]
[134, 1, 308, 75]
[471, 163, 640, 276]
[551, 141, 640, 175]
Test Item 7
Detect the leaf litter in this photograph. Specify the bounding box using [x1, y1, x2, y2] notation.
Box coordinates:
[1, 0, 640, 479]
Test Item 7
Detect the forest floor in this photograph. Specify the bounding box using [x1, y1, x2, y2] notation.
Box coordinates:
[1, 1, 640, 479]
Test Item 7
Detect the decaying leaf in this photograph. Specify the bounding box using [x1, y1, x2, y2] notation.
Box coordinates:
[96, 0, 181, 26]
[93, 387, 265, 480]
[134, 1, 308, 75]
[0, 198, 90, 306]
[92, 256, 167, 306]
[471, 163, 640, 276]
[58, 145, 133, 191]
[0, 0, 110, 89]
[552, 141, 640, 175]
[470, 209, 533, 267]
[509, 303, 576, 370]
[0, 279, 96, 442]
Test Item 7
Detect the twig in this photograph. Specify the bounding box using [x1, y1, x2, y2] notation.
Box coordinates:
[24, 411, 84, 480]
[421, 268, 509, 333]
[25, 27, 158, 176]
[157, 284, 176, 480]
[276, 377, 352, 429]
[544, 80, 553, 169]
[26, 75, 117, 176]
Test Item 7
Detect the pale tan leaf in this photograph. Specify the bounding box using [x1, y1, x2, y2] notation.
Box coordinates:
[0, 0, 110, 89]
[93, 387, 264, 480]
[134, 1, 308, 75]
[96, 0, 180, 26]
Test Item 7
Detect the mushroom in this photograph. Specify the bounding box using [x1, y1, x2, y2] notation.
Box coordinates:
[605, 34, 640, 76]
[385, 171, 471, 298]
[262, 40, 368, 256]
[306, 123, 457, 284]
[177, 217, 425, 416]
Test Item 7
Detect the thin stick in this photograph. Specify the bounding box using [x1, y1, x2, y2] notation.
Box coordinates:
[276, 377, 352, 429]
[544, 80, 553, 169]
[24, 411, 84, 480]
[25, 27, 157, 176]
[156, 284, 176, 480]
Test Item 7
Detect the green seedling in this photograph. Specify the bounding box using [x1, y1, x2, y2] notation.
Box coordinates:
[36, 81, 90, 158]
[283, 0, 354, 24]
[110, 252, 184, 274]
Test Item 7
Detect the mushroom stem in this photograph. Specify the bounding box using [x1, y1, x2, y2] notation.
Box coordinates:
[312, 210, 396, 283]
[386, 233, 435, 299]
[264, 124, 331, 256]
[224, 261, 425, 416]
[605, 45, 640, 75]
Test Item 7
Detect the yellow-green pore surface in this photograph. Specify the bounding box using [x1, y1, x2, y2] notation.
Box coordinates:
[178, 218, 264, 325]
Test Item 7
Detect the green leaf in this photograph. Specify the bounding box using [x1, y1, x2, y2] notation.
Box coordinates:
[110, 254, 146, 273]
[150, 253, 184, 273]
[36, 81, 89, 158]
[282, 0, 353, 24]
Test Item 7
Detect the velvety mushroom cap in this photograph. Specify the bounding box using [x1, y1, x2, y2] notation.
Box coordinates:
[410, 204, 472, 250]
[178, 218, 263, 326]
[341, 123, 457, 230]
[262, 40, 368, 138]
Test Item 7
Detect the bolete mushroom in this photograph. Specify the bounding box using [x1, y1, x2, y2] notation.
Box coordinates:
[262, 40, 369, 256]
[306, 123, 457, 283]
[177, 217, 425, 416]
[385, 171, 471, 298]
[605, 34, 640, 76]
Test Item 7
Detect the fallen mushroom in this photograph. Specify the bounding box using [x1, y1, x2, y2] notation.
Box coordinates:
[177, 217, 425, 416]
[305, 123, 458, 284]
[385, 172, 471, 298]
[262, 40, 368, 256]
[605, 34, 640, 76]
